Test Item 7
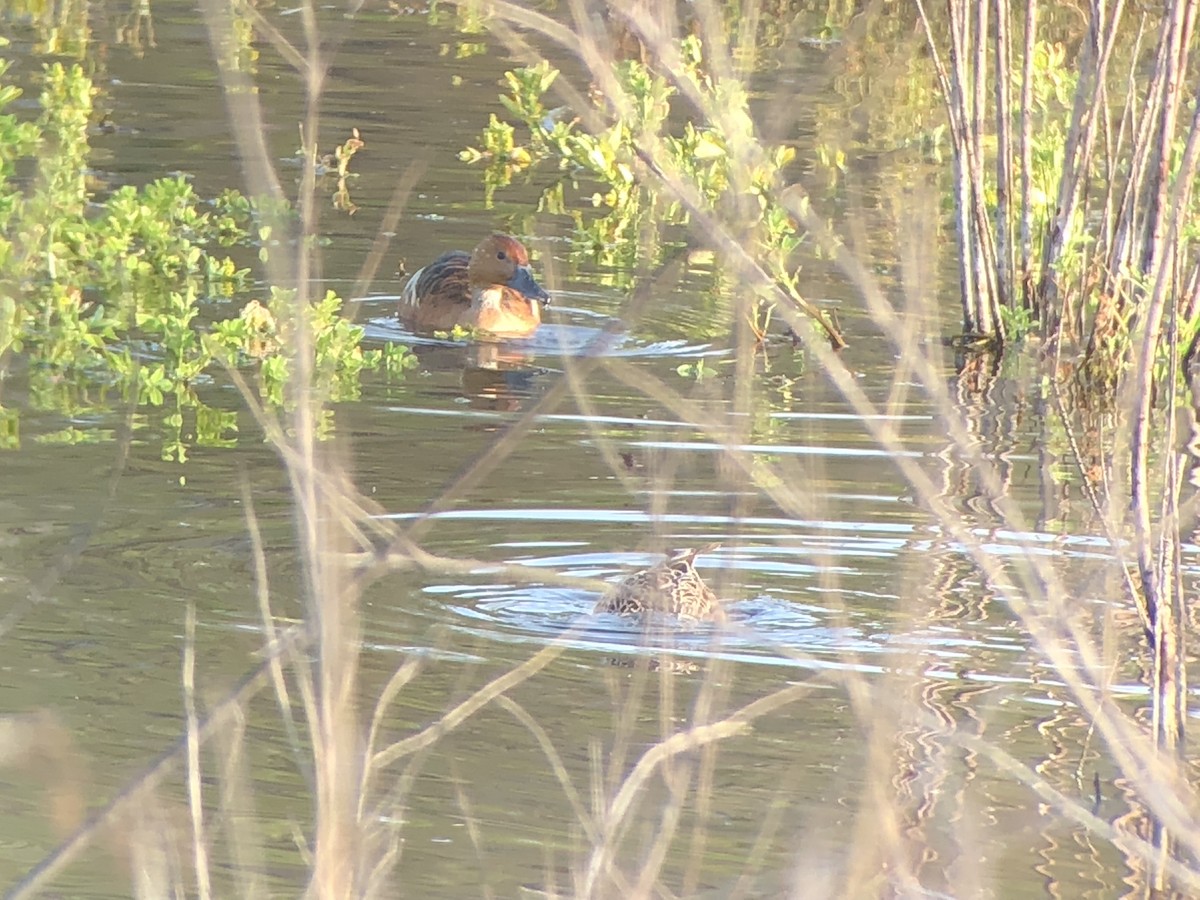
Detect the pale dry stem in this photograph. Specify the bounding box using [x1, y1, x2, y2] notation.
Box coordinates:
[183, 599, 213, 900]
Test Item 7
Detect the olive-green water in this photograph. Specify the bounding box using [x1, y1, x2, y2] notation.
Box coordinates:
[0, 3, 1168, 898]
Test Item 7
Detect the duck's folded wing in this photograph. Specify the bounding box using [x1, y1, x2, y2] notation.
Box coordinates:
[401, 250, 471, 311]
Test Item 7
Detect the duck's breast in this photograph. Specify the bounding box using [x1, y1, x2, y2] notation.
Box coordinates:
[473, 286, 542, 336]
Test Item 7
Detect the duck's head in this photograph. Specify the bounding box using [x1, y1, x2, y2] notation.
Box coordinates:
[468, 234, 551, 305]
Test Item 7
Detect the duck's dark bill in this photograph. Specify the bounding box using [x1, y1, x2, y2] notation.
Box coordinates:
[508, 266, 551, 304]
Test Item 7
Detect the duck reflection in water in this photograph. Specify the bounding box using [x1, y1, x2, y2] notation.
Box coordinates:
[460, 341, 546, 412]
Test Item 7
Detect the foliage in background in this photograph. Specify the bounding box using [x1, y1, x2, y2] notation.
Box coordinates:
[917, 2, 1200, 374]
[0, 62, 415, 459]
[461, 38, 843, 347]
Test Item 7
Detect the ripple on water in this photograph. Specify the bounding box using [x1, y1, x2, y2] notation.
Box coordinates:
[361, 309, 721, 361]
[398, 539, 958, 674]
[358, 491, 1114, 690]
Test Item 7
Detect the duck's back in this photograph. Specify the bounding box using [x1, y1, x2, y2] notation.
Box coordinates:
[595, 545, 723, 623]
[400, 250, 471, 329]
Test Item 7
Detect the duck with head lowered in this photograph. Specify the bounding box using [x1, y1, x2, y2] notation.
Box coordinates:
[594, 543, 725, 625]
[399, 233, 550, 337]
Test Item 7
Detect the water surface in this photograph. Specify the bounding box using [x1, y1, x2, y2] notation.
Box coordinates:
[0, 3, 1169, 898]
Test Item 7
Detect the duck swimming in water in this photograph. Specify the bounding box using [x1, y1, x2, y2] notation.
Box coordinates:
[594, 543, 724, 624]
[399, 233, 550, 337]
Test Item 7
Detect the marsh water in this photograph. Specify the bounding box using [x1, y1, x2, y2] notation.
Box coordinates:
[0, 3, 1176, 898]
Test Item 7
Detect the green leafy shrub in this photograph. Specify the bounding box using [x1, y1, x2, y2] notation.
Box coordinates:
[462, 41, 838, 344]
[0, 62, 416, 459]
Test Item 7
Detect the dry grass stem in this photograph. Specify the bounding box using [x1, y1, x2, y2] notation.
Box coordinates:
[183, 599, 213, 900]
[372, 635, 582, 770]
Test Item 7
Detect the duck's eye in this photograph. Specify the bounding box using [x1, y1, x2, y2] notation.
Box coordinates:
[496, 250, 507, 261]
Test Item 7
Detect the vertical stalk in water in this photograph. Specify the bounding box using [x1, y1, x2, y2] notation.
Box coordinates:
[993, 0, 1015, 311]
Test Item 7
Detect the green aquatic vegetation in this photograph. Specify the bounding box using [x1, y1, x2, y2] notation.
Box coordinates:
[998, 303, 1037, 343]
[675, 358, 712, 381]
[0, 63, 416, 458]
[209, 289, 417, 408]
[432, 323, 477, 342]
[462, 60, 649, 240]
[462, 43, 842, 347]
[462, 58, 670, 252]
